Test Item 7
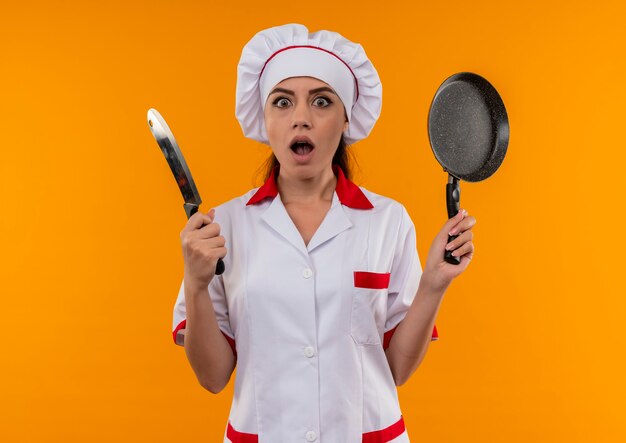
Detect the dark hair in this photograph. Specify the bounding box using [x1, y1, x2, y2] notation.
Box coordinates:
[258, 134, 355, 183]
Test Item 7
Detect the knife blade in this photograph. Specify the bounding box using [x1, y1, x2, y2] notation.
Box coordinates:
[147, 108, 225, 276]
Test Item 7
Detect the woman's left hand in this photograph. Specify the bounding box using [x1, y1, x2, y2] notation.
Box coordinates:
[421, 209, 476, 293]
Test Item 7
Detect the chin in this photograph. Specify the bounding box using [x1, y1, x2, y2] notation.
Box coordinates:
[280, 162, 321, 177]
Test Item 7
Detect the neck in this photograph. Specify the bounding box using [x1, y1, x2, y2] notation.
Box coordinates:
[277, 166, 337, 205]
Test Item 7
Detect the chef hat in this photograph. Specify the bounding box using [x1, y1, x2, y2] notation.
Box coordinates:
[235, 23, 382, 145]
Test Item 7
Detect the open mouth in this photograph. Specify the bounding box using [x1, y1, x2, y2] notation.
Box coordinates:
[290, 141, 315, 155]
[290, 137, 315, 157]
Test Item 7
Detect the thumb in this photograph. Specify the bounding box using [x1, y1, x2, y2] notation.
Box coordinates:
[206, 208, 216, 223]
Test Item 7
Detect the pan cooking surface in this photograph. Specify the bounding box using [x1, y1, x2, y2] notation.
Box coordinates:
[429, 82, 493, 177]
[428, 73, 509, 182]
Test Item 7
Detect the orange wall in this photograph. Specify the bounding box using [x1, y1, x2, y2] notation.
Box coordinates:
[1, 0, 624, 441]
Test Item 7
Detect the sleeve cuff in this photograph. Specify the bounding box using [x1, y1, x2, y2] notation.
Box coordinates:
[383, 323, 439, 350]
[431, 324, 439, 341]
[221, 332, 237, 358]
[172, 319, 238, 358]
[173, 319, 187, 346]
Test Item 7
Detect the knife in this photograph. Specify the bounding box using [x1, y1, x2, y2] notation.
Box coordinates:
[147, 108, 225, 276]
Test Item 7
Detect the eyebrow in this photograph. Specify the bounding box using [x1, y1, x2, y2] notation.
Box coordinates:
[269, 86, 338, 96]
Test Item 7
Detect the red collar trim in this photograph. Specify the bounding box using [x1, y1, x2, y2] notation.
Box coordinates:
[246, 165, 279, 206]
[246, 164, 373, 209]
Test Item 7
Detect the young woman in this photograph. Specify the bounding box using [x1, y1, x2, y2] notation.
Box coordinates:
[173, 24, 476, 443]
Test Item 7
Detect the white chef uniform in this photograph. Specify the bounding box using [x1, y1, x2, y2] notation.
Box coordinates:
[172, 164, 439, 442]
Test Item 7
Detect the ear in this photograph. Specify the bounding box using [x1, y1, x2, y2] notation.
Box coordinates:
[343, 120, 349, 132]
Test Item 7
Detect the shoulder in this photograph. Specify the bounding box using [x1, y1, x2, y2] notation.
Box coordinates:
[358, 186, 412, 222]
[208, 186, 264, 227]
[212, 188, 259, 213]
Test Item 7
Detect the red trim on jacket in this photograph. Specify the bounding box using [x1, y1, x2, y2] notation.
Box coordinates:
[383, 323, 439, 350]
[354, 271, 391, 289]
[362, 415, 406, 443]
[245, 166, 279, 206]
[227, 422, 259, 443]
[173, 319, 187, 343]
[226, 416, 406, 443]
[222, 333, 237, 358]
[172, 319, 237, 357]
[432, 324, 439, 340]
[246, 164, 373, 209]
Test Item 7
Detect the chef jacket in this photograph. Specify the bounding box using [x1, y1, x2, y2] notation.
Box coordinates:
[172, 165, 439, 443]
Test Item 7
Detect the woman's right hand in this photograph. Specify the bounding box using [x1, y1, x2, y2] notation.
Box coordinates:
[180, 208, 227, 290]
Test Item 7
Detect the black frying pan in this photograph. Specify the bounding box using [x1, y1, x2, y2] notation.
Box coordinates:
[427, 72, 509, 265]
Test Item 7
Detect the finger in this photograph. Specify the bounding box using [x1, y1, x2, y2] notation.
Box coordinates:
[202, 246, 228, 269]
[185, 210, 208, 230]
[203, 209, 216, 225]
[456, 253, 472, 272]
[436, 209, 466, 244]
[449, 215, 477, 236]
[449, 241, 474, 259]
[206, 235, 226, 248]
[215, 246, 227, 259]
[446, 209, 469, 236]
[198, 222, 221, 239]
[189, 209, 215, 229]
[445, 229, 473, 251]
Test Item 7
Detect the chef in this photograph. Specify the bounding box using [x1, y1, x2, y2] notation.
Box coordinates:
[172, 23, 476, 443]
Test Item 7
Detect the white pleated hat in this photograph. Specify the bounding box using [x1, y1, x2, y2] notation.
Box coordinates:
[235, 23, 382, 145]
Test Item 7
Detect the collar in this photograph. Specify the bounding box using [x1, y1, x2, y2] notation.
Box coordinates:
[246, 164, 374, 209]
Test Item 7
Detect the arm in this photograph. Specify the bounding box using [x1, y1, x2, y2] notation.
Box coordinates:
[385, 277, 446, 386]
[386, 207, 476, 386]
[183, 278, 236, 394]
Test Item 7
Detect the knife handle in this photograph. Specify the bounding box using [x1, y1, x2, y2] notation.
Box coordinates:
[185, 203, 226, 275]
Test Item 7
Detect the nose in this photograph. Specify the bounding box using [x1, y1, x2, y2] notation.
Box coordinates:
[291, 100, 311, 129]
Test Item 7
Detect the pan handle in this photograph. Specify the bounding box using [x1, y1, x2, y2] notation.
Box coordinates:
[185, 203, 226, 275]
[445, 175, 461, 265]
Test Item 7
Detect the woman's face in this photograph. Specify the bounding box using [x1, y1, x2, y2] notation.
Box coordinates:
[264, 76, 348, 178]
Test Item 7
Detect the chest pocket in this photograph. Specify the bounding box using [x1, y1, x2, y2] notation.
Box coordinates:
[350, 271, 390, 346]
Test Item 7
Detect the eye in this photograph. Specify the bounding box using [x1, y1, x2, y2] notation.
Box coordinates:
[313, 96, 332, 107]
[272, 97, 291, 108]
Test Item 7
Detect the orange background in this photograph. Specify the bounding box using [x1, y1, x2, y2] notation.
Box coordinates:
[1, 0, 624, 441]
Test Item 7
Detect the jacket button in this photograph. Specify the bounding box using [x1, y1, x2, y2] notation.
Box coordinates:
[303, 346, 316, 358]
[302, 268, 313, 279]
[305, 430, 317, 441]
